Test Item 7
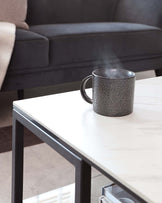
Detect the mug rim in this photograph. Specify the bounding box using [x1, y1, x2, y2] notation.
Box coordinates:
[92, 68, 135, 80]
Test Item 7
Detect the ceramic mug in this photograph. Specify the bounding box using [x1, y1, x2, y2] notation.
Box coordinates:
[80, 68, 135, 117]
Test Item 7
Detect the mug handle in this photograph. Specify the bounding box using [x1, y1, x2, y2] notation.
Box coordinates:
[80, 75, 93, 104]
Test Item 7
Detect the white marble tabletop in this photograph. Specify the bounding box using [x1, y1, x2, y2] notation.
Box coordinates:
[14, 77, 162, 203]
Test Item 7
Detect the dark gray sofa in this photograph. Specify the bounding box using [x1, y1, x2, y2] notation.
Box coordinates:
[2, 0, 162, 95]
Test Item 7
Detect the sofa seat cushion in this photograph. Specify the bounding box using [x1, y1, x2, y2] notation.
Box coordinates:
[30, 22, 162, 69]
[9, 28, 49, 73]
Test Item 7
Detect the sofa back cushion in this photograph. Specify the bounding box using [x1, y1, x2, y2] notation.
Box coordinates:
[0, 0, 28, 29]
[26, 0, 118, 25]
[114, 0, 162, 28]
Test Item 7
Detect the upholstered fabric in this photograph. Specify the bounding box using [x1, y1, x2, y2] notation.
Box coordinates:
[30, 22, 162, 69]
[26, 0, 118, 25]
[2, 0, 162, 91]
[114, 0, 162, 29]
[4, 54, 162, 91]
[0, 0, 28, 29]
[9, 29, 49, 71]
[2, 65, 95, 90]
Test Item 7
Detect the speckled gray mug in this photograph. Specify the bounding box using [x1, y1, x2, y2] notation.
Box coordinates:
[80, 68, 135, 117]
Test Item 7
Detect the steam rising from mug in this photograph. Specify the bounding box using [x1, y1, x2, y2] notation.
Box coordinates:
[93, 49, 124, 70]
[92, 49, 133, 79]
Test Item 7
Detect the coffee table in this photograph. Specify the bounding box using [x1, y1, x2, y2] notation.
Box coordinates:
[12, 77, 162, 203]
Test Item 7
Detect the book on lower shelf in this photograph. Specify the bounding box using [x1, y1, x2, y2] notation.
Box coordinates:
[99, 183, 140, 203]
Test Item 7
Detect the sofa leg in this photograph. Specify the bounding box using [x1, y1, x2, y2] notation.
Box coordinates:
[17, 89, 24, 100]
[155, 69, 162, 77]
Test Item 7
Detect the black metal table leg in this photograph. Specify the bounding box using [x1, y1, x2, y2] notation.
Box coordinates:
[12, 118, 24, 203]
[75, 160, 91, 203]
[12, 109, 92, 203]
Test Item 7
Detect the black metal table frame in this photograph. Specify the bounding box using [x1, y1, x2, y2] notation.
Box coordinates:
[12, 107, 147, 203]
